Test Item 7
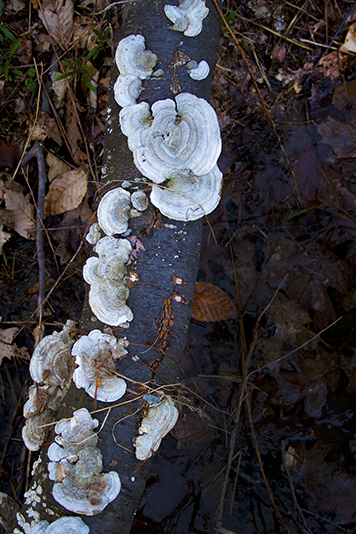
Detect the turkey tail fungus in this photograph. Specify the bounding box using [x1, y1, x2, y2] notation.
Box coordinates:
[15, 1, 222, 533]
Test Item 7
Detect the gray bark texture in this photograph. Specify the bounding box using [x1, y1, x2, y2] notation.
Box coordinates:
[16, 1, 221, 533]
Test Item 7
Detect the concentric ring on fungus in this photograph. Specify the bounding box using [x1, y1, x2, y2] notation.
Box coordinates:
[119, 93, 221, 185]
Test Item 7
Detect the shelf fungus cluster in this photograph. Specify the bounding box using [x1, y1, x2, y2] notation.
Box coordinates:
[96, 187, 148, 236]
[164, 0, 209, 37]
[114, 34, 157, 108]
[72, 330, 128, 402]
[22, 321, 76, 452]
[83, 236, 133, 326]
[119, 92, 223, 221]
[48, 408, 121, 515]
[135, 395, 179, 461]
[14, 515, 90, 534]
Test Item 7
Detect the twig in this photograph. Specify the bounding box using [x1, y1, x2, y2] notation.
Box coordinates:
[246, 393, 291, 533]
[12, 210, 96, 343]
[299, 508, 351, 533]
[248, 316, 342, 378]
[21, 141, 46, 331]
[215, 274, 289, 529]
[281, 440, 311, 534]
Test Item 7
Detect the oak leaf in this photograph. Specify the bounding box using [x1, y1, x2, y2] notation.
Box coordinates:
[191, 282, 236, 322]
[44, 169, 87, 217]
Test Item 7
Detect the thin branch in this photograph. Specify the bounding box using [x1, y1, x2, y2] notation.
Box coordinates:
[281, 440, 311, 534]
[21, 141, 46, 331]
[246, 393, 291, 533]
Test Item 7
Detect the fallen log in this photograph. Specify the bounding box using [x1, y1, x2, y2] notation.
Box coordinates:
[14, 1, 222, 532]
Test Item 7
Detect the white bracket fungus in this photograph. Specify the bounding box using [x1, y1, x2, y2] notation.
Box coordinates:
[164, 0, 209, 37]
[114, 35, 157, 108]
[119, 92, 221, 184]
[150, 165, 223, 221]
[113, 74, 142, 108]
[131, 190, 149, 212]
[72, 330, 128, 402]
[97, 188, 131, 236]
[135, 395, 179, 461]
[16, 516, 89, 534]
[22, 321, 76, 451]
[29, 321, 75, 387]
[187, 59, 210, 80]
[83, 236, 133, 326]
[48, 408, 121, 515]
[115, 34, 157, 80]
[45, 516, 89, 534]
[86, 223, 101, 245]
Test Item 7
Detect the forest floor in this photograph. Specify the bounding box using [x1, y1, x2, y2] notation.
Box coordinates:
[1, 0, 356, 533]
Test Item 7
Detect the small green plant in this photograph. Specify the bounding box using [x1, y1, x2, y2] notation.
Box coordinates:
[223, 9, 237, 33]
[25, 67, 37, 90]
[56, 27, 111, 92]
[0, 1, 23, 81]
[91, 27, 111, 58]
[56, 54, 98, 93]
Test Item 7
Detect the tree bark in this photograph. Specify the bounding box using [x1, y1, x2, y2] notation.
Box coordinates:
[16, 1, 221, 533]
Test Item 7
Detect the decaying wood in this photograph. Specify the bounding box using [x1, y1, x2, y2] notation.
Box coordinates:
[15, 1, 221, 533]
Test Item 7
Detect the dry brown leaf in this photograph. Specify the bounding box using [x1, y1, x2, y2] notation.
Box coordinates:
[38, 0, 74, 49]
[50, 71, 68, 109]
[0, 339, 30, 364]
[72, 19, 97, 50]
[30, 123, 47, 142]
[5, 0, 26, 12]
[340, 22, 356, 54]
[0, 225, 11, 253]
[65, 98, 86, 166]
[269, 299, 311, 342]
[191, 282, 236, 322]
[46, 152, 71, 182]
[317, 116, 356, 158]
[333, 80, 356, 110]
[0, 139, 18, 168]
[0, 327, 19, 344]
[4, 189, 36, 240]
[44, 169, 87, 217]
[317, 51, 347, 81]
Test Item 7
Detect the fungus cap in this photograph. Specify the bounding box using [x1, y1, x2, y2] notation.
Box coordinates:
[164, 0, 209, 37]
[48, 408, 121, 516]
[83, 237, 133, 327]
[72, 330, 128, 402]
[188, 59, 210, 80]
[97, 188, 131, 236]
[150, 165, 223, 221]
[22, 409, 53, 452]
[115, 34, 157, 79]
[135, 395, 179, 461]
[119, 93, 221, 184]
[113, 74, 142, 108]
[43, 516, 90, 534]
[131, 190, 149, 211]
[86, 223, 101, 245]
[29, 323, 75, 386]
